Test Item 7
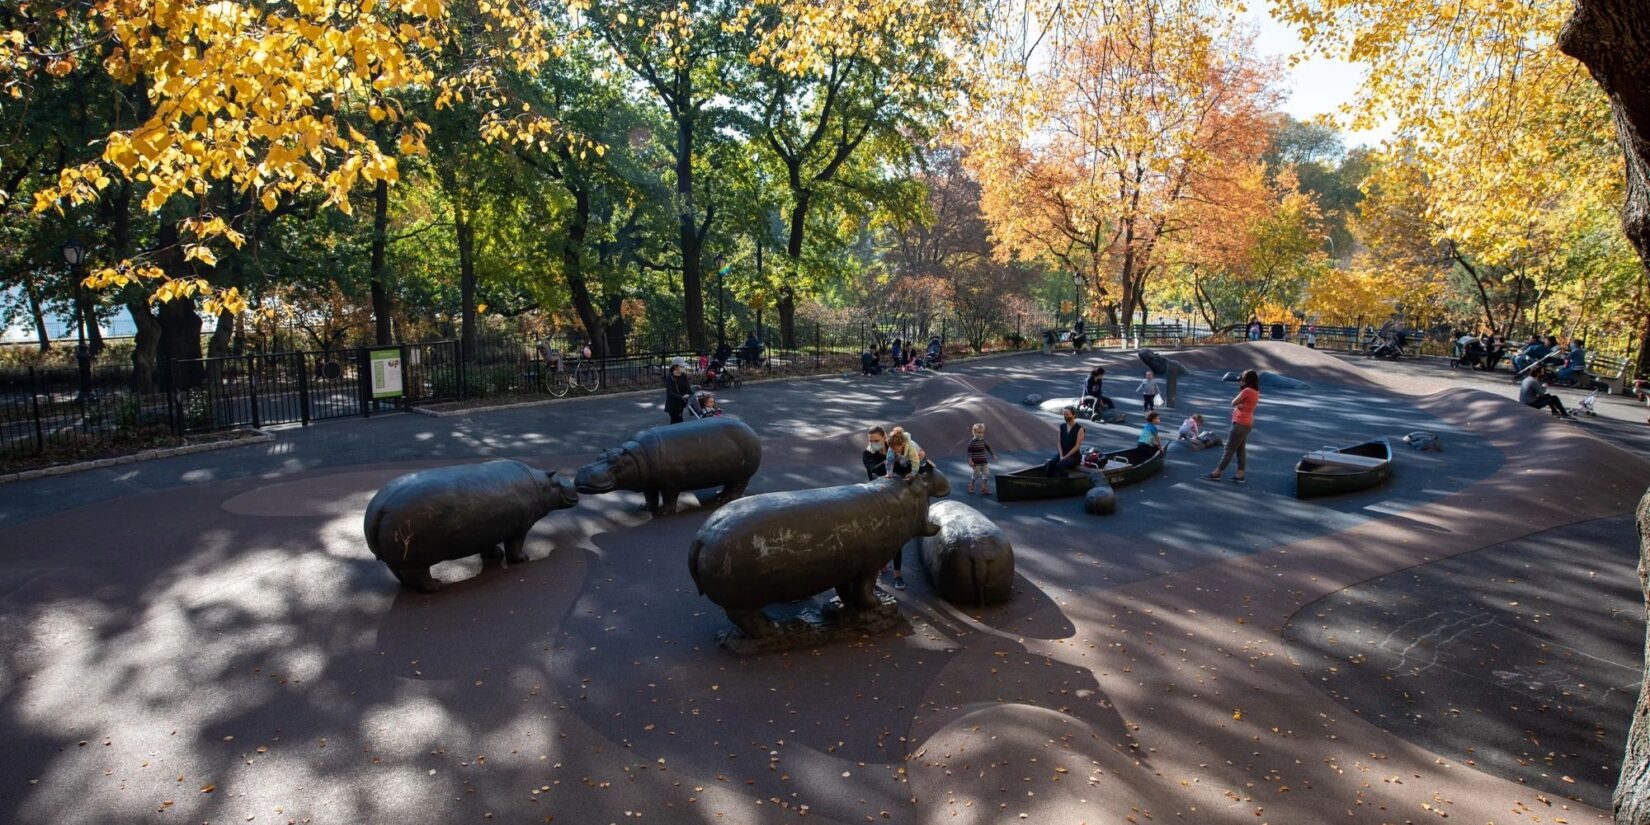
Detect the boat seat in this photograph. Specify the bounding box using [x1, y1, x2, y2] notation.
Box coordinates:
[1302, 451, 1386, 470]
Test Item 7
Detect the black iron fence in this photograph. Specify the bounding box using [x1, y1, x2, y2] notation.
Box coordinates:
[0, 319, 1048, 463]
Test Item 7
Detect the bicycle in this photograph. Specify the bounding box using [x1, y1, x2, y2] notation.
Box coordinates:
[539, 345, 601, 397]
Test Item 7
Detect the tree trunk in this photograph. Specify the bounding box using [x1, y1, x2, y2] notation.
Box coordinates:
[22, 275, 48, 351]
[83, 292, 104, 355]
[1556, 5, 1650, 821]
[127, 302, 161, 393]
[455, 199, 478, 358]
[207, 308, 235, 357]
[779, 190, 811, 350]
[676, 108, 706, 351]
[370, 178, 392, 345]
[561, 185, 607, 356]
[603, 292, 628, 356]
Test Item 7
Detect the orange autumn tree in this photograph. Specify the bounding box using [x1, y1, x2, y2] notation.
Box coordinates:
[965, 0, 1280, 328]
[1161, 164, 1330, 332]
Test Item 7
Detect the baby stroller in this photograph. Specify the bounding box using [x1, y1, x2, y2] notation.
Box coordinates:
[1577, 390, 1599, 416]
[923, 337, 945, 370]
[1366, 323, 1409, 360]
[701, 357, 743, 390]
[685, 391, 725, 419]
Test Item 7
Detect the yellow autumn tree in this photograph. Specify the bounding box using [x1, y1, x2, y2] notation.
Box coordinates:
[3, 0, 585, 315]
[1273, 0, 1648, 364]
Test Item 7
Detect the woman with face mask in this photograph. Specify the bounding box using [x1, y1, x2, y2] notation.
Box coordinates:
[862, 426, 889, 480]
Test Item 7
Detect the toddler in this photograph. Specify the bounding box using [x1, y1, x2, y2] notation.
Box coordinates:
[1138, 411, 1162, 449]
[1137, 369, 1160, 411]
[1178, 413, 1203, 441]
[966, 423, 998, 495]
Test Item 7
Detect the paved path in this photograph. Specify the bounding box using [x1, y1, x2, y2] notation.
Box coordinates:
[0, 342, 1642, 824]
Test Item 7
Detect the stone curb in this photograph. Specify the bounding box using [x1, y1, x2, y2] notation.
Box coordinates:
[0, 430, 276, 485]
[412, 349, 1037, 418]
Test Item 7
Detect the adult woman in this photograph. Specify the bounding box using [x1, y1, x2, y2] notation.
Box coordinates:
[882, 429, 926, 590]
[1081, 367, 1114, 414]
[1043, 407, 1086, 476]
[1203, 369, 1260, 483]
[663, 357, 693, 423]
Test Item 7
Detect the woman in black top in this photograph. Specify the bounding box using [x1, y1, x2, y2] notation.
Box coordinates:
[664, 359, 693, 423]
[1043, 407, 1086, 476]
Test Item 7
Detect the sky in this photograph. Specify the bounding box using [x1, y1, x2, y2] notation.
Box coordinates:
[1242, 6, 1395, 149]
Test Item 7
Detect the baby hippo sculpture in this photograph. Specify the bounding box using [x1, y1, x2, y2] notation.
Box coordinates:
[576, 417, 761, 515]
[920, 500, 1015, 607]
[363, 459, 579, 592]
[688, 468, 951, 640]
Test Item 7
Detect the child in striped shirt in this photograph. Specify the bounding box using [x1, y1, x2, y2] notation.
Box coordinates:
[967, 422, 998, 495]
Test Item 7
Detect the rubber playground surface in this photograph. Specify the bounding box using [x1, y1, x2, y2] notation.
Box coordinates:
[0, 341, 1642, 824]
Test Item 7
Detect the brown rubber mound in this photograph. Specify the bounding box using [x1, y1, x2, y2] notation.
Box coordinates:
[0, 344, 1642, 825]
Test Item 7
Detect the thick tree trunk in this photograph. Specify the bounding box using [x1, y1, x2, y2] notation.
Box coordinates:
[561, 186, 607, 356]
[83, 292, 104, 355]
[127, 302, 161, 393]
[1557, 4, 1650, 821]
[455, 200, 478, 358]
[207, 308, 235, 357]
[370, 178, 392, 345]
[779, 191, 811, 350]
[676, 109, 706, 351]
[603, 292, 628, 357]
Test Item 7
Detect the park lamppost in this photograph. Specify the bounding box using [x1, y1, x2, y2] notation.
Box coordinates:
[1072, 273, 1086, 328]
[61, 238, 96, 406]
[713, 253, 728, 346]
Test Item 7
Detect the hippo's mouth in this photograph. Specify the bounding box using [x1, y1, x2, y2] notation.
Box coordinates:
[574, 469, 616, 494]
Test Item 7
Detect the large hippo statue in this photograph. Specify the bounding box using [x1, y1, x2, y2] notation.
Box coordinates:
[363, 459, 580, 592]
[688, 468, 951, 639]
[920, 500, 1015, 607]
[576, 417, 762, 515]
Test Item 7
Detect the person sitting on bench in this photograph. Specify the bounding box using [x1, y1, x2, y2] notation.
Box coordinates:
[1554, 338, 1587, 383]
[1520, 366, 1570, 417]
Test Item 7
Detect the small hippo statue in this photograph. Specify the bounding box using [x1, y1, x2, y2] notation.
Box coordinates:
[921, 500, 1015, 607]
[363, 459, 579, 592]
[688, 468, 951, 640]
[576, 417, 762, 515]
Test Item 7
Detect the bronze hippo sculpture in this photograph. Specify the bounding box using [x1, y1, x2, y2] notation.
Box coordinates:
[576, 417, 761, 515]
[363, 459, 579, 592]
[687, 468, 951, 640]
[920, 500, 1015, 607]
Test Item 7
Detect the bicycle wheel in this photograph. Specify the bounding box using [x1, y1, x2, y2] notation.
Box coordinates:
[544, 367, 571, 398]
[574, 359, 601, 392]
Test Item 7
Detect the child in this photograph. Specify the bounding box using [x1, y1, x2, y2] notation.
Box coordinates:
[697, 392, 724, 417]
[966, 423, 998, 495]
[1138, 411, 1162, 449]
[1137, 369, 1160, 412]
[1178, 413, 1203, 441]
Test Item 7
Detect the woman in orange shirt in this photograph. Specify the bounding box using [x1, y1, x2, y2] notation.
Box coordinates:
[1203, 370, 1260, 484]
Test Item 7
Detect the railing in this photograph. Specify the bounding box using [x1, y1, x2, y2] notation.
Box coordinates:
[0, 320, 1044, 464]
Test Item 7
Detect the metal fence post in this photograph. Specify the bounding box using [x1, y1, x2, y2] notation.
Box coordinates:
[246, 354, 261, 429]
[295, 352, 312, 426]
[28, 366, 44, 453]
[167, 359, 185, 435]
[814, 322, 821, 370]
[458, 341, 468, 401]
[358, 347, 372, 418]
